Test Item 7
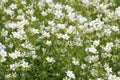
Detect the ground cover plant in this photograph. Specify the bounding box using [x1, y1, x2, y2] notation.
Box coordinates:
[0, 0, 120, 80]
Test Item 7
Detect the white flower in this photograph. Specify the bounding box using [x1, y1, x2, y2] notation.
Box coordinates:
[29, 28, 39, 34]
[66, 25, 75, 34]
[62, 34, 70, 40]
[21, 60, 29, 68]
[0, 50, 7, 58]
[56, 23, 66, 30]
[65, 5, 74, 13]
[1, 29, 8, 37]
[72, 58, 79, 65]
[4, 8, 14, 16]
[54, 10, 63, 18]
[90, 68, 98, 76]
[115, 6, 120, 17]
[88, 46, 98, 54]
[10, 64, 16, 71]
[63, 77, 70, 80]
[17, 9, 23, 14]
[0, 43, 6, 50]
[77, 15, 87, 23]
[67, 12, 75, 22]
[111, 26, 119, 32]
[42, 31, 50, 38]
[103, 29, 112, 36]
[45, 0, 53, 4]
[9, 4, 17, 10]
[97, 78, 103, 80]
[21, 41, 34, 50]
[16, 15, 24, 20]
[10, 63, 19, 71]
[106, 42, 114, 48]
[9, 50, 21, 59]
[8, 43, 13, 48]
[81, 0, 91, 6]
[12, 32, 23, 40]
[93, 40, 100, 46]
[26, 9, 34, 15]
[5, 74, 11, 78]
[32, 55, 37, 59]
[103, 46, 111, 52]
[48, 21, 55, 26]
[105, 66, 112, 74]
[108, 74, 119, 80]
[14, 50, 21, 57]
[21, 0, 26, 5]
[0, 57, 6, 62]
[102, 42, 114, 52]
[46, 40, 52, 46]
[46, 57, 55, 63]
[56, 33, 62, 39]
[81, 64, 87, 69]
[9, 52, 18, 59]
[38, 1, 45, 10]
[41, 11, 48, 16]
[66, 70, 75, 79]
[47, 8, 52, 13]
[1, 0, 8, 3]
[31, 16, 37, 21]
[85, 55, 99, 63]
[101, 53, 111, 58]
[5, 22, 17, 29]
[54, 3, 63, 10]
[11, 73, 17, 78]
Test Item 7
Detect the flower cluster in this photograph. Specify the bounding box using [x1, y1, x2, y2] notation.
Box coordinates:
[0, 0, 120, 80]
